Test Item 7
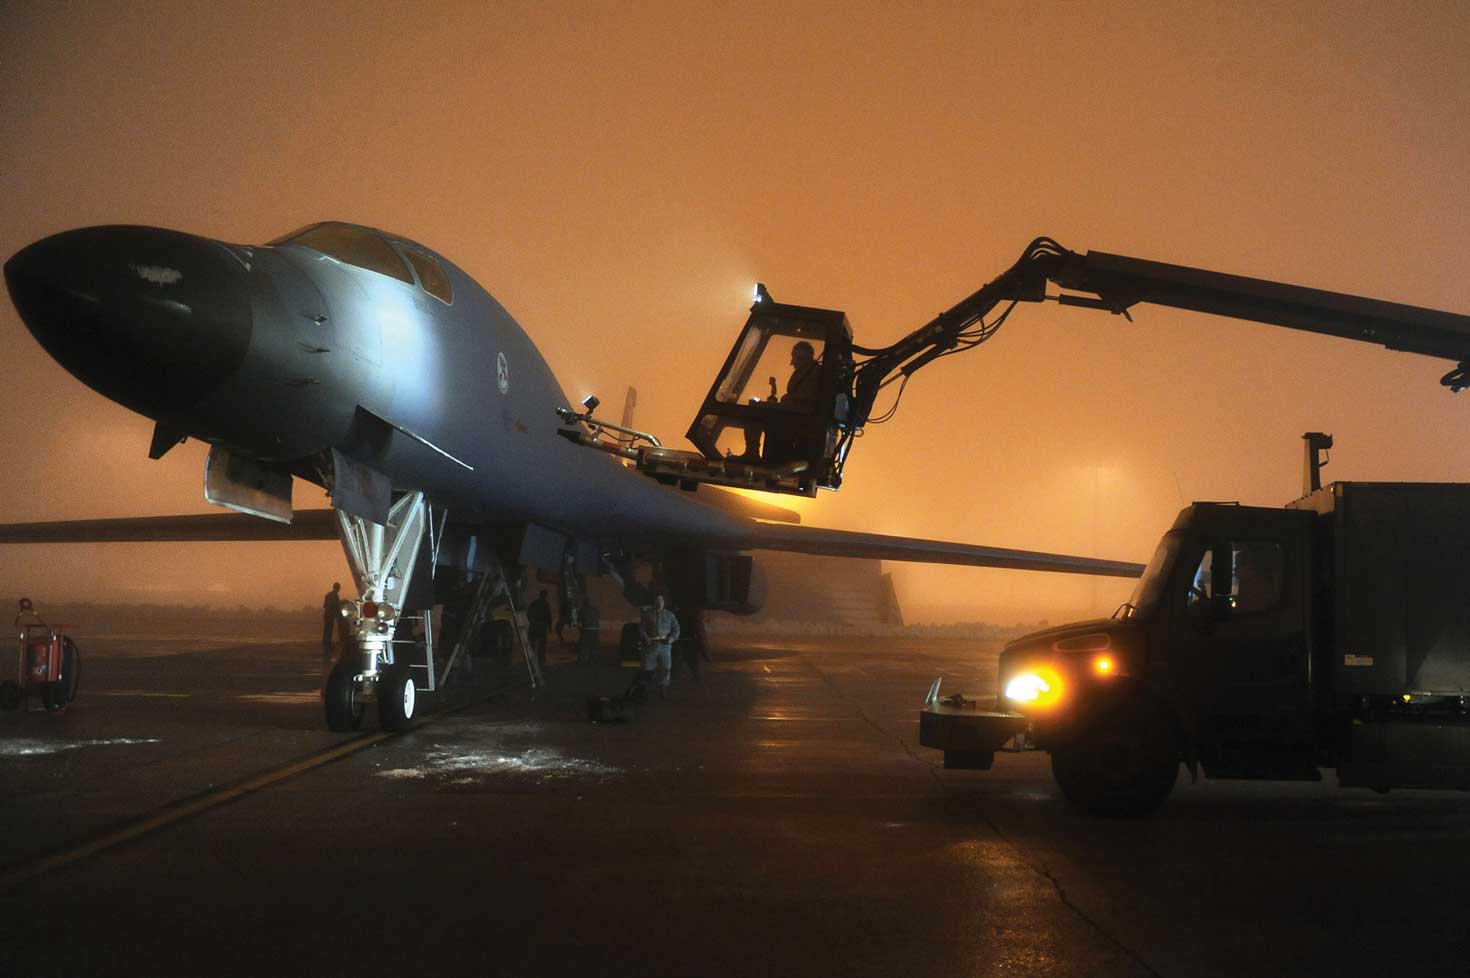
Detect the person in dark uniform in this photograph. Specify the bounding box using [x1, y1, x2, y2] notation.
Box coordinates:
[761, 340, 821, 464]
[780, 340, 820, 411]
[322, 582, 344, 657]
[732, 341, 823, 466]
[526, 589, 552, 668]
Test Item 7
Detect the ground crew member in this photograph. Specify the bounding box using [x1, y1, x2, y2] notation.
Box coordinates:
[640, 594, 680, 697]
[576, 596, 600, 665]
[322, 582, 343, 657]
[526, 589, 552, 668]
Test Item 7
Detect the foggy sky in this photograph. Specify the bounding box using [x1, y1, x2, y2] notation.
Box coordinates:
[2, 2, 1468, 621]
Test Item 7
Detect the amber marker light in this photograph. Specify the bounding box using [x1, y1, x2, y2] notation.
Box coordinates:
[1094, 656, 1114, 675]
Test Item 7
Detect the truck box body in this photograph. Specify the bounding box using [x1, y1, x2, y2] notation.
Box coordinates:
[1289, 482, 1470, 704]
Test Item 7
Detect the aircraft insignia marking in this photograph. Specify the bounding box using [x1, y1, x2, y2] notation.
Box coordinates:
[132, 265, 182, 286]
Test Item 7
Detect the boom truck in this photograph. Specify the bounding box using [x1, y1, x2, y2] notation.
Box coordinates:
[921, 441, 1470, 814]
[554, 236, 1470, 813]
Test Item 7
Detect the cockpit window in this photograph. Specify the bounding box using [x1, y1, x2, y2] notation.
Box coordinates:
[279, 224, 414, 285]
[403, 248, 453, 304]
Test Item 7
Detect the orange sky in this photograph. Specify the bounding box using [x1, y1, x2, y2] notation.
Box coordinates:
[2, 2, 1468, 621]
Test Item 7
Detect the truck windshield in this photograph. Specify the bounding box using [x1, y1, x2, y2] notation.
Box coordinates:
[1123, 531, 1183, 620]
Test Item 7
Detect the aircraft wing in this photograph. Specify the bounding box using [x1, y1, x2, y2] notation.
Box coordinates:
[740, 521, 1145, 578]
[0, 507, 1141, 578]
[0, 510, 339, 543]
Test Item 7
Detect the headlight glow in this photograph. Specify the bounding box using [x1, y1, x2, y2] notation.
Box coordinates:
[1005, 674, 1049, 702]
[1004, 668, 1063, 706]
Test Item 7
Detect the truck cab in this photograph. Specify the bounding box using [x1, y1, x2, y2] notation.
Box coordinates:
[999, 504, 1317, 778]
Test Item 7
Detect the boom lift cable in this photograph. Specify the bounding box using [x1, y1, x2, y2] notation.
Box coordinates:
[831, 238, 1072, 476]
[857, 297, 1021, 428]
[865, 375, 910, 426]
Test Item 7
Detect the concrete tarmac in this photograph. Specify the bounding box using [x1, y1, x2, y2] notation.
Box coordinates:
[1, 631, 1467, 977]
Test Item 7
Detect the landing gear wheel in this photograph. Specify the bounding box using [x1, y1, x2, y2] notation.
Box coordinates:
[324, 660, 365, 732]
[1051, 703, 1179, 816]
[0, 681, 20, 711]
[377, 663, 417, 732]
[42, 637, 80, 713]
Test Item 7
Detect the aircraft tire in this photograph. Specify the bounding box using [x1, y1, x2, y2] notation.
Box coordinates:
[324, 660, 365, 732]
[1050, 699, 1178, 817]
[377, 663, 417, 732]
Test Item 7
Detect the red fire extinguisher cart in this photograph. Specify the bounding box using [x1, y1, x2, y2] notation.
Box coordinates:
[1, 598, 80, 713]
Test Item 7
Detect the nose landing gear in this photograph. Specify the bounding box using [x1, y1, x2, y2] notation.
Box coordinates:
[324, 491, 433, 733]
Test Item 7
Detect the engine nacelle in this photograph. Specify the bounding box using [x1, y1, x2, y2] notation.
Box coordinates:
[700, 552, 767, 616]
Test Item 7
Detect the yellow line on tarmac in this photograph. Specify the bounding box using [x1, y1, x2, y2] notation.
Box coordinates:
[0, 684, 514, 892]
[0, 731, 392, 892]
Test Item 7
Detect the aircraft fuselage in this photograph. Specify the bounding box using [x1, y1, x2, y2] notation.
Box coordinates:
[4, 222, 750, 552]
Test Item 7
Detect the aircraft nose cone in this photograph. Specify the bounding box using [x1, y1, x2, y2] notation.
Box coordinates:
[4, 225, 253, 418]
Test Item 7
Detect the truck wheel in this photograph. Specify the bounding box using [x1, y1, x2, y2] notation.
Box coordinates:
[323, 660, 364, 732]
[1051, 705, 1179, 816]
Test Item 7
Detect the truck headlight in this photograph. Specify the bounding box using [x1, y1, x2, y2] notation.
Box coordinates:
[1004, 668, 1062, 706]
[1005, 673, 1050, 702]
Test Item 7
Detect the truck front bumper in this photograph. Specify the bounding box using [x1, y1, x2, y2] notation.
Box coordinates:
[918, 696, 1029, 770]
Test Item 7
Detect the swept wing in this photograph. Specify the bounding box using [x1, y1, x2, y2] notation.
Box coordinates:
[0, 508, 1142, 578]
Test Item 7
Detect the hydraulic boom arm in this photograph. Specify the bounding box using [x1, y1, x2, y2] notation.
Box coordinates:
[567, 236, 1470, 499]
[848, 236, 1470, 439]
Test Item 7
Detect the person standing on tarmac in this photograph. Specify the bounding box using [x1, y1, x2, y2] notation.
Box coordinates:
[322, 582, 343, 657]
[526, 589, 552, 668]
[640, 594, 680, 698]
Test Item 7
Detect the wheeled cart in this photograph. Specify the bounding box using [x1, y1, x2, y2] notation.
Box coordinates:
[1, 598, 79, 713]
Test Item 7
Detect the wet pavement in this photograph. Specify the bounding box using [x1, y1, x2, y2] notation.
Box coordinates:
[2, 631, 1467, 977]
